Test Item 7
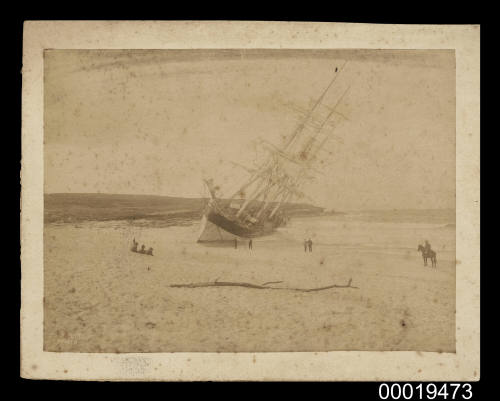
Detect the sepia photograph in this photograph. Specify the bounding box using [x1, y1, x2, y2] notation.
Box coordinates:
[21, 21, 479, 381]
[43, 48, 456, 353]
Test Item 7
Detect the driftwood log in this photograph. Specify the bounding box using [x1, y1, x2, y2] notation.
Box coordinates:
[168, 278, 358, 292]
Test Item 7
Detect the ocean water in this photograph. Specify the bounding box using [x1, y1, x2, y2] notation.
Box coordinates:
[52, 208, 456, 262]
[273, 209, 455, 261]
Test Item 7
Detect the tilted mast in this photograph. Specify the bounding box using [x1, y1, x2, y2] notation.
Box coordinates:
[267, 85, 351, 217]
[282, 61, 347, 154]
[229, 62, 350, 222]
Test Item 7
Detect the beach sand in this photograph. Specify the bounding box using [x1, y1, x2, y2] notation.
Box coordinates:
[44, 215, 455, 353]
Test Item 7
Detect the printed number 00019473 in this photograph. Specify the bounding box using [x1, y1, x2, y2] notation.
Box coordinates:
[378, 383, 473, 400]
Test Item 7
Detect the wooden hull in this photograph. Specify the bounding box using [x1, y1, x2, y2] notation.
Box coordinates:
[197, 208, 277, 242]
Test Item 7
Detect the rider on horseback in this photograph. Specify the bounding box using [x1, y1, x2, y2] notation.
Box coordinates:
[418, 240, 437, 268]
[424, 240, 432, 254]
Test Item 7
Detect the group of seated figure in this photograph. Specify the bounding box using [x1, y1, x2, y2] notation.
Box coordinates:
[131, 238, 153, 256]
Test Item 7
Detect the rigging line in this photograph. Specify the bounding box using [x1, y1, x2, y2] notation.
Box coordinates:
[256, 175, 293, 217]
[269, 190, 290, 218]
[229, 161, 257, 174]
[304, 85, 351, 162]
[313, 84, 351, 140]
[269, 168, 308, 218]
[282, 60, 348, 153]
[314, 86, 351, 156]
[251, 62, 348, 185]
[236, 177, 271, 217]
[231, 140, 281, 199]
[260, 139, 318, 172]
[262, 164, 306, 218]
[246, 162, 285, 214]
[229, 163, 273, 199]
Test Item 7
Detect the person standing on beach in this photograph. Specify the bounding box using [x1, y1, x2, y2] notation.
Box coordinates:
[249, 239, 253, 250]
[308, 238, 313, 252]
[304, 240, 308, 252]
[234, 238, 238, 249]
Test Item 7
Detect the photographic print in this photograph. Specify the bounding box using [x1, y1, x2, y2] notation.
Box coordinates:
[43, 48, 456, 353]
[21, 21, 479, 381]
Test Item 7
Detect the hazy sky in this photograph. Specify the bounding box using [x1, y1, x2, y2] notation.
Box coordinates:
[44, 49, 455, 210]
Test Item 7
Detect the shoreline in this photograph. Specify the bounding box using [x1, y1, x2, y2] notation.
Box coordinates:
[43, 217, 455, 353]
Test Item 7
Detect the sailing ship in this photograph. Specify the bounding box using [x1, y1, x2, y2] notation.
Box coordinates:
[197, 63, 350, 242]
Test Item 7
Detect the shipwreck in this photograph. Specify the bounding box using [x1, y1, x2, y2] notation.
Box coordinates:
[198, 63, 350, 242]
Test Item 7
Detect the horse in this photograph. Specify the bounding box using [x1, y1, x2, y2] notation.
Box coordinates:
[417, 244, 437, 268]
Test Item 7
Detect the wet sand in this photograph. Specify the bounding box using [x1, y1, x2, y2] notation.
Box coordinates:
[44, 219, 455, 353]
